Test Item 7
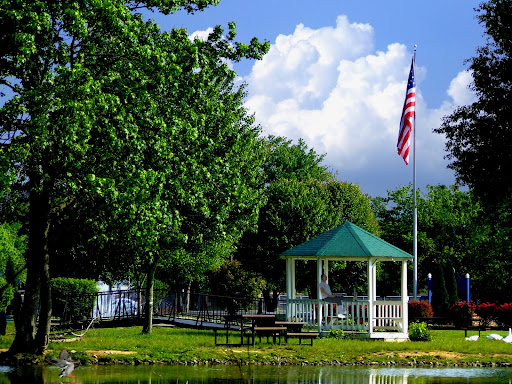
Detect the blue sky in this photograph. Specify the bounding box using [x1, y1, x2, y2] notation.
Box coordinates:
[146, 0, 485, 197]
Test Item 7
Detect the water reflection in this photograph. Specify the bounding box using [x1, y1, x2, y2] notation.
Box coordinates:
[0, 364, 511, 383]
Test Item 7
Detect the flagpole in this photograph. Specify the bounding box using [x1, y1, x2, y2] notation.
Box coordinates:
[412, 45, 418, 299]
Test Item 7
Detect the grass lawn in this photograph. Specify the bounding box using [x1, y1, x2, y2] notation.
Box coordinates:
[1, 322, 512, 366]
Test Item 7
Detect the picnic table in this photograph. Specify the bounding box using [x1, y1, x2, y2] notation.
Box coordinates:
[214, 315, 247, 346]
[242, 314, 286, 345]
[214, 314, 319, 346]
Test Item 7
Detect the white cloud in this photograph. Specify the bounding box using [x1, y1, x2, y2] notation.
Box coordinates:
[189, 27, 214, 41]
[447, 70, 476, 106]
[243, 15, 468, 197]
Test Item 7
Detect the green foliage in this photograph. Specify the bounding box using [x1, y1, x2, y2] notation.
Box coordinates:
[435, 0, 512, 209]
[372, 185, 481, 298]
[153, 279, 170, 310]
[0, 277, 13, 313]
[262, 136, 333, 184]
[237, 139, 379, 296]
[208, 260, 266, 316]
[0, 223, 26, 313]
[408, 300, 434, 320]
[50, 278, 98, 322]
[408, 321, 432, 341]
[443, 260, 458, 305]
[431, 264, 450, 318]
[327, 329, 345, 339]
[0, 223, 26, 285]
[433, 0, 512, 305]
[0, 0, 270, 348]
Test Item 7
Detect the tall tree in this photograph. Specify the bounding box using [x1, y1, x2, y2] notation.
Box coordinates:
[0, 0, 268, 353]
[434, 0, 512, 302]
[372, 185, 482, 296]
[236, 135, 378, 304]
[435, 0, 512, 208]
[262, 136, 333, 184]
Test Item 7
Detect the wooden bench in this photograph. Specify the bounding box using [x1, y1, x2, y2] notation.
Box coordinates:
[275, 321, 307, 332]
[285, 332, 319, 346]
[462, 326, 490, 338]
[251, 326, 287, 345]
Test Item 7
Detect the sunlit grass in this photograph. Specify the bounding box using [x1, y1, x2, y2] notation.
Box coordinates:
[2, 322, 512, 365]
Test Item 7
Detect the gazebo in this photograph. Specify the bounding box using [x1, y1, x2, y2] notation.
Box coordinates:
[280, 221, 413, 340]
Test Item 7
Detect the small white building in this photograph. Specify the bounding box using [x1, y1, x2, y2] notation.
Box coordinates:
[280, 222, 413, 340]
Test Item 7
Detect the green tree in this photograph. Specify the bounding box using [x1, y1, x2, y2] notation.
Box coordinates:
[208, 260, 266, 316]
[433, 0, 512, 302]
[435, 0, 512, 209]
[237, 175, 379, 304]
[262, 136, 333, 184]
[443, 259, 459, 305]
[0, 223, 27, 309]
[0, 0, 268, 353]
[373, 185, 481, 295]
[431, 263, 450, 317]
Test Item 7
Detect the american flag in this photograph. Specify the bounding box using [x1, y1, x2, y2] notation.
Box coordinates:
[397, 59, 416, 165]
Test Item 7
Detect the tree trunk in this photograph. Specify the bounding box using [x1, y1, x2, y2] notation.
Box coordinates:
[35, 230, 51, 354]
[142, 261, 157, 334]
[9, 185, 51, 354]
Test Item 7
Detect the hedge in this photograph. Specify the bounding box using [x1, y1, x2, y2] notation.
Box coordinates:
[50, 277, 98, 323]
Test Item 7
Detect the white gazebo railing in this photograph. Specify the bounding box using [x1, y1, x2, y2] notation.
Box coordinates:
[286, 298, 405, 334]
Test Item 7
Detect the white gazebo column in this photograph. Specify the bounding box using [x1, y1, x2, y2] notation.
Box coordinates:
[401, 259, 409, 334]
[286, 258, 296, 321]
[317, 259, 323, 332]
[367, 258, 376, 334]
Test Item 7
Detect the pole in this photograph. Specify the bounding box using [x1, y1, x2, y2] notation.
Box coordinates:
[466, 273, 470, 302]
[412, 45, 418, 299]
[427, 273, 432, 303]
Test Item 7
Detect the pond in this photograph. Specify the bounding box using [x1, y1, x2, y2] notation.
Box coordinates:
[2, 364, 512, 383]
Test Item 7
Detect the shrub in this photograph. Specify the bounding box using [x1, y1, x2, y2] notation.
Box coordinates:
[476, 302, 498, 326]
[409, 321, 431, 341]
[0, 277, 14, 313]
[431, 264, 450, 317]
[443, 260, 458, 305]
[495, 303, 512, 328]
[448, 301, 476, 327]
[328, 329, 345, 339]
[408, 299, 434, 321]
[51, 278, 98, 322]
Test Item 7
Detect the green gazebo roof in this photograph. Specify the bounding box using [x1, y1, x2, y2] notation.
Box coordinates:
[280, 222, 413, 261]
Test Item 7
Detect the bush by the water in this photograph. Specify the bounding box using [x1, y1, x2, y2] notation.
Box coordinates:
[409, 321, 431, 341]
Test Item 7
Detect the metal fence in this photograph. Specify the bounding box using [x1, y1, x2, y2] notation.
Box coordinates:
[58, 289, 276, 326]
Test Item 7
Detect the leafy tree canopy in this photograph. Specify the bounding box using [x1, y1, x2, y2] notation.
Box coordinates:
[262, 136, 333, 184]
[0, 0, 269, 352]
[372, 185, 484, 296]
[435, 0, 512, 209]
